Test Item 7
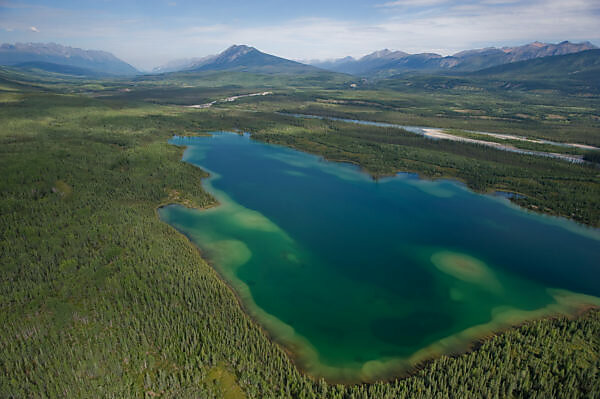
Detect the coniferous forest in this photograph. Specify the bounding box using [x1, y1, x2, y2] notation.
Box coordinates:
[0, 65, 599, 398]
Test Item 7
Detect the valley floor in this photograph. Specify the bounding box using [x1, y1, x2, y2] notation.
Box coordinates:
[0, 69, 599, 397]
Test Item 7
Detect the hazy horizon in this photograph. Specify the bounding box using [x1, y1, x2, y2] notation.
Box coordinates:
[1, 0, 599, 70]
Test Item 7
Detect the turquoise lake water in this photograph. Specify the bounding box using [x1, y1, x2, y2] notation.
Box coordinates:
[158, 132, 600, 382]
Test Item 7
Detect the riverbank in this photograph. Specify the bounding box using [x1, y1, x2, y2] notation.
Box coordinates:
[282, 113, 593, 164]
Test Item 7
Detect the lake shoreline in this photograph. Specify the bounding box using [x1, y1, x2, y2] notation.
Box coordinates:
[156, 134, 600, 384]
[159, 197, 600, 384]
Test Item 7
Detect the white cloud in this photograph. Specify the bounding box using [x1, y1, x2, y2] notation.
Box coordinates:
[377, 0, 448, 7]
[155, 0, 599, 63]
[480, 0, 523, 4]
[29, 26, 39, 32]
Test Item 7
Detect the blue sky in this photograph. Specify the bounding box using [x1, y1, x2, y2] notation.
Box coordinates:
[1, 0, 599, 70]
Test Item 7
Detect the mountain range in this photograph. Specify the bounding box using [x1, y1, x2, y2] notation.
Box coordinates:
[0, 41, 598, 80]
[473, 49, 600, 85]
[0, 43, 139, 76]
[310, 41, 598, 77]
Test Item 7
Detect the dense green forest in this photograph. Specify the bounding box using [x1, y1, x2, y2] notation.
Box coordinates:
[1, 69, 599, 398]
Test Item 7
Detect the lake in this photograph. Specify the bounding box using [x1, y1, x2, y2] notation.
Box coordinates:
[158, 132, 600, 382]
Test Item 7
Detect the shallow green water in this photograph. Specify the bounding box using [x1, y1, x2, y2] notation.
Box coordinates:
[158, 132, 600, 382]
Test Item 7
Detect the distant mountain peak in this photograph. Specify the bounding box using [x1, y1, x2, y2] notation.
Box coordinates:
[503, 40, 597, 53]
[218, 44, 258, 62]
[159, 44, 319, 75]
[360, 49, 409, 61]
[232, 44, 252, 50]
[369, 49, 393, 58]
[223, 44, 255, 54]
